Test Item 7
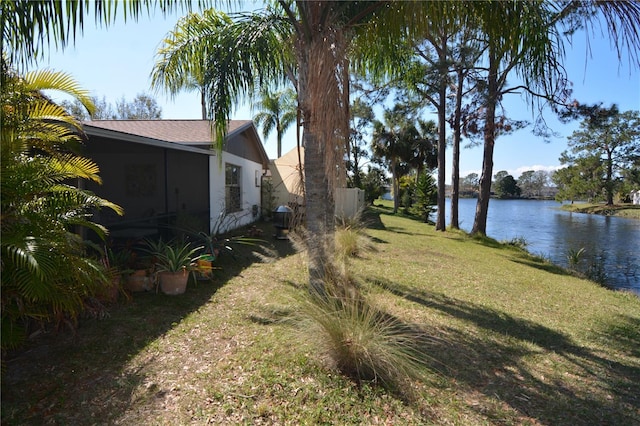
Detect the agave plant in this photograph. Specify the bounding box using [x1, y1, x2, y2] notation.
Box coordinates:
[566, 247, 587, 270]
[144, 239, 203, 273]
[1, 63, 123, 350]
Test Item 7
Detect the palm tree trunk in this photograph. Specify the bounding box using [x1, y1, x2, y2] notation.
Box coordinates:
[295, 6, 343, 295]
[304, 131, 334, 295]
[276, 117, 282, 158]
[296, 106, 305, 206]
[200, 90, 206, 120]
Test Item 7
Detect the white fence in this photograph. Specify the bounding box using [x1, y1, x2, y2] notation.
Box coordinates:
[335, 187, 366, 218]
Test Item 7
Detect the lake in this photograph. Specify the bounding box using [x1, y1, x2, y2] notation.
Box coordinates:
[442, 198, 640, 294]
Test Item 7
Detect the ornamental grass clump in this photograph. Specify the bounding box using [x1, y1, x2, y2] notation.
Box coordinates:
[334, 211, 375, 261]
[298, 271, 427, 396]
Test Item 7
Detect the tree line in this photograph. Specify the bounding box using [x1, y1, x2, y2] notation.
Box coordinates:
[61, 92, 163, 120]
[458, 105, 640, 203]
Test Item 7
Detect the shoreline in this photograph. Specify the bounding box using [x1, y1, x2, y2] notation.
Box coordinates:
[560, 203, 640, 219]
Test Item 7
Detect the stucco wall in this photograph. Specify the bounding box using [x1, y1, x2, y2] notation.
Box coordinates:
[209, 151, 264, 235]
[268, 147, 305, 208]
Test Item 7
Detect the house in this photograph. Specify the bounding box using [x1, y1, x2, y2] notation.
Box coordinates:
[82, 120, 269, 240]
[268, 146, 305, 209]
[631, 189, 640, 205]
[267, 146, 365, 219]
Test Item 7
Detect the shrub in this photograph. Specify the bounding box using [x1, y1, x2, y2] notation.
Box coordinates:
[334, 211, 375, 262]
[1, 65, 122, 351]
[566, 247, 586, 270]
[296, 271, 426, 396]
[412, 173, 437, 222]
[503, 236, 529, 250]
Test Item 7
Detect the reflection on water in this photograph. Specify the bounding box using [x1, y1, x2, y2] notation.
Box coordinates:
[443, 198, 640, 294]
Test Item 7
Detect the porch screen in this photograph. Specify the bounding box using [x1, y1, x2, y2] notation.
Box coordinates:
[225, 163, 242, 213]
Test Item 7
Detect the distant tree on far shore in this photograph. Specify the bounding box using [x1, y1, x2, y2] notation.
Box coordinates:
[518, 170, 550, 198]
[493, 170, 521, 198]
[558, 104, 640, 205]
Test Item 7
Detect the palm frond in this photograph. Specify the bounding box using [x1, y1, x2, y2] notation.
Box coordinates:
[2, 0, 211, 69]
[588, 0, 640, 66]
[152, 8, 293, 150]
[25, 69, 96, 116]
[151, 9, 234, 99]
[1, 63, 122, 350]
[49, 154, 102, 182]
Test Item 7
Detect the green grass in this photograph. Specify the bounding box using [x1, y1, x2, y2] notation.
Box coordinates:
[2, 208, 639, 425]
[561, 202, 640, 219]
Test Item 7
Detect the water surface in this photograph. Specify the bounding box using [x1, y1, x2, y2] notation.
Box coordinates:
[443, 198, 640, 293]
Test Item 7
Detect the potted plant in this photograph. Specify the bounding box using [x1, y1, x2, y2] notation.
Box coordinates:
[190, 228, 267, 280]
[103, 247, 135, 300]
[121, 244, 154, 293]
[195, 252, 218, 280]
[147, 239, 203, 295]
[95, 246, 123, 302]
[191, 231, 221, 280]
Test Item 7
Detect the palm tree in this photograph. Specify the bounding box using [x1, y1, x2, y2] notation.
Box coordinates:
[371, 106, 419, 214]
[413, 119, 439, 183]
[151, 0, 640, 291]
[149, 2, 428, 294]
[253, 88, 297, 158]
[150, 9, 235, 121]
[1, 64, 123, 350]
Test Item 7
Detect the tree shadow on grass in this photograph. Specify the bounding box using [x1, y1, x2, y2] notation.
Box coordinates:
[509, 256, 573, 276]
[0, 221, 290, 425]
[451, 232, 574, 278]
[591, 313, 640, 359]
[367, 276, 640, 425]
[364, 207, 435, 237]
[362, 206, 387, 231]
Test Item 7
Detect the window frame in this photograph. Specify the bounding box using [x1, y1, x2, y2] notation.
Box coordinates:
[225, 163, 242, 213]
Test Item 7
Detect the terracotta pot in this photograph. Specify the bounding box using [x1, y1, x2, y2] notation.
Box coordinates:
[158, 270, 189, 295]
[107, 276, 121, 302]
[125, 269, 152, 292]
[98, 276, 121, 303]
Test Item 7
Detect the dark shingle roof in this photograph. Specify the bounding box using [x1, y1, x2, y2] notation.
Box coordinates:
[84, 119, 252, 145]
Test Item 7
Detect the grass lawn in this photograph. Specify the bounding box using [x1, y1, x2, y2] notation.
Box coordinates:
[2, 204, 639, 425]
[561, 202, 640, 219]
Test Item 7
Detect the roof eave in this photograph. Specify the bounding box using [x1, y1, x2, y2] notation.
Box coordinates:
[242, 121, 270, 168]
[83, 124, 216, 156]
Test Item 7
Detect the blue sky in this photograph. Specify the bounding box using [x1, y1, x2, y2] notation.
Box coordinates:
[37, 3, 639, 183]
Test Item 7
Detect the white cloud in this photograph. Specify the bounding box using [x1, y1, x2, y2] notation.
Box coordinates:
[511, 165, 565, 178]
[459, 169, 482, 178]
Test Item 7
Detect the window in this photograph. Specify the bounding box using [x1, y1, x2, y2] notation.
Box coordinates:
[225, 164, 242, 213]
